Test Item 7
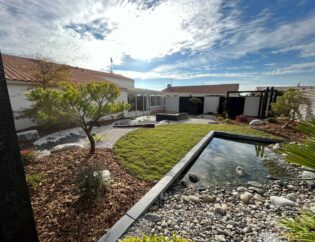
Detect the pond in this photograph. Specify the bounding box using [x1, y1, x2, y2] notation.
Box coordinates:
[182, 137, 289, 188]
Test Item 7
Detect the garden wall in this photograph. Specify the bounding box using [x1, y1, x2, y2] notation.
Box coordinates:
[165, 96, 179, 113]
[203, 96, 220, 114]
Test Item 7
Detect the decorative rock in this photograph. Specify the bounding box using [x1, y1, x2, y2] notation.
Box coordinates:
[202, 194, 216, 203]
[301, 171, 315, 180]
[100, 170, 111, 184]
[286, 193, 298, 202]
[144, 213, 161, 223]
[215, 235, 226, 242]
[266, 175, 279, 180]
[17, 130, 39, 142]
[270, 196, 296, 207]
[237, 186, 247, 192]
[250, 119, 264, 126]
[149, 205, 159, 212]
[272, 143, 281, 151]
[253, 194, 264, 202]
[240, 192, 252, 204]
[247, 181, 263, 188]
[51, 143, 84, 154]
[222, 204, 228, 213]
[187, 195, 200, 203]
[214, 204, 227, 216]
[236, 166, 246, 177]
[248, 186, 264, 194]
[188, 173, 199, 183]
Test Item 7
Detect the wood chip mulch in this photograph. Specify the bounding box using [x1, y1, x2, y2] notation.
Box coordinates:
[24, 148, 153, 242]
[252, 121, 306, 141]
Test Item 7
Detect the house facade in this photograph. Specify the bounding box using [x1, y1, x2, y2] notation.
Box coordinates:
[3, 54, 164, 130]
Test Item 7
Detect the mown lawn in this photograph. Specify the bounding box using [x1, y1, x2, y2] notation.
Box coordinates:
[114, 123, 278, 181]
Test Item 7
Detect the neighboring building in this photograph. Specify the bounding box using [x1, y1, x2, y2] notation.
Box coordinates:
[162, 83, 239, 114]
[256, 85, 315, 92]
[3, 54, 164, 130]
[163, 83, 239, 96]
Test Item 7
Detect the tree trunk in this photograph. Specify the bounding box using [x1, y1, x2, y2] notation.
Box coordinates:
[282, 119, 294, 129]
[85, 130, 96, 154]
[0, 53, 39, 241]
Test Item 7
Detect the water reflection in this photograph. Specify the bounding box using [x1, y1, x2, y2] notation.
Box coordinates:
[182, 138, 288, 188]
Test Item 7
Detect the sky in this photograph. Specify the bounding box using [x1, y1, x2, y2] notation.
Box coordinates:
[1, 0, 315, 91]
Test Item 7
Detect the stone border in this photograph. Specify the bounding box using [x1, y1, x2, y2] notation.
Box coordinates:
[98, 131, 283, 242]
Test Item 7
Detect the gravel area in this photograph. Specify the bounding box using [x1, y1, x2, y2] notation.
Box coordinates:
[126, 171, 315, 241]
[33, 124, 137, 155]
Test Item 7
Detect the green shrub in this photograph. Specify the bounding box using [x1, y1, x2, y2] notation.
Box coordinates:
[20, 149, 35, 163]
[26, 172, 46, 190]
[279, 209, 315, 241]
[76, 167, 108, 199]
[120, 234, 191, 242]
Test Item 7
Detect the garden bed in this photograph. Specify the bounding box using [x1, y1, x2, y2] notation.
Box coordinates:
[24, 148, 152, 241]
[252, 121, 306, 141]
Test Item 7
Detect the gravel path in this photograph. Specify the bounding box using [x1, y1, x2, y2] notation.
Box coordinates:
[125, 179, 314, 242]
[33, 124, 137, 155]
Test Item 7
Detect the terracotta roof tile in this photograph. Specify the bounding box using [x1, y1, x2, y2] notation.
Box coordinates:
[3, 54, 133, 88]
[162, 84, 239, 94]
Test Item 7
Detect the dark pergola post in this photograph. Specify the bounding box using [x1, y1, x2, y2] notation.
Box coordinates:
[0, 52, 38, 241]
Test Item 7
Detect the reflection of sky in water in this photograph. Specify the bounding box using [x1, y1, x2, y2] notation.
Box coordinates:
[183, 138, 286, 188]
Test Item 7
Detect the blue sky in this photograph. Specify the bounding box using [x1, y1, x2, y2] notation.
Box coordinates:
[1, 0, 315, 90]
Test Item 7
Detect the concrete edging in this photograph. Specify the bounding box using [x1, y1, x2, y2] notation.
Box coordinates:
[98, 131, 283, 242]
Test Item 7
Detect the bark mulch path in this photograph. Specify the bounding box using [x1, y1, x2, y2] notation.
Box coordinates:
[252, 121, 306, 141]
[24, 148, 152, 242]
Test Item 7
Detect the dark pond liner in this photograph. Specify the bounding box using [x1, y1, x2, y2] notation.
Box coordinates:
[98, 132, 285, 242]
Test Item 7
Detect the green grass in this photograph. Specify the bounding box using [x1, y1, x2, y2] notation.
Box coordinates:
[114, 123, 278, 181]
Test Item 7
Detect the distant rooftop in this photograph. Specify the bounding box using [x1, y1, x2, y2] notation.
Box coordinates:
[162, 83, 239, 94]
[3, 54, 133, 86]
[256, 86, 315, 91]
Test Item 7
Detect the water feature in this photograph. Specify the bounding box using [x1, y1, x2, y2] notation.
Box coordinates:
[182, 137, 289, 188]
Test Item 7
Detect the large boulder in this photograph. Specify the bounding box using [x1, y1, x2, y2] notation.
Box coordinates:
[17, 130, 40, 142]
[301, 171, 315, 184]
[51, 143, 84, 154]
[249, 119, 264, 126]
[270, 196, 296, 207]
[188, 173, 199, 183]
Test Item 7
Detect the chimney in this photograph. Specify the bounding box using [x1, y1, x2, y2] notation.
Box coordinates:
[167, 84, 172, 88]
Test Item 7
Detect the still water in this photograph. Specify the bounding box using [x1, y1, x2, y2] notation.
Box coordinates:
[182, 137, 288, 188]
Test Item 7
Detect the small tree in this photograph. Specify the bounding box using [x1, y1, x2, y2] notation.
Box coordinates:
[272, 89, 308, 129]
[26, 81, 130, 153]
[32, 58, 70, 88]
[18, 59, 71, 129]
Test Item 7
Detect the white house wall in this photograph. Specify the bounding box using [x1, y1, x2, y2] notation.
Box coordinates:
[243, 96, 260, 116]
[203, 96, 220, 114]
[300, 89, 315, 120]
[165, 96, 179, 113]
[7, 82, 129, 130]
[7, 82, 36, 130]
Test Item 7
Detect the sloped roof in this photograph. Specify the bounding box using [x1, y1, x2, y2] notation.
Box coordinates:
[162, 84, 239, 94]
[2, 54, 133, 86]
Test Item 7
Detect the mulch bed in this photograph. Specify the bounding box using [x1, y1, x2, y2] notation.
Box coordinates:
[252, 121, 306, 141]
[24, 148, 152, 242]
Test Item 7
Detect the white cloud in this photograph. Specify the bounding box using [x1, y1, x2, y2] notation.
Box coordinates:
[0, 0, 237, 69]
[1, 0, 315, 76]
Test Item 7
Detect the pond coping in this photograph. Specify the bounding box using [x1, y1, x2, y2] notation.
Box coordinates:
[98, 131, 284, 242]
